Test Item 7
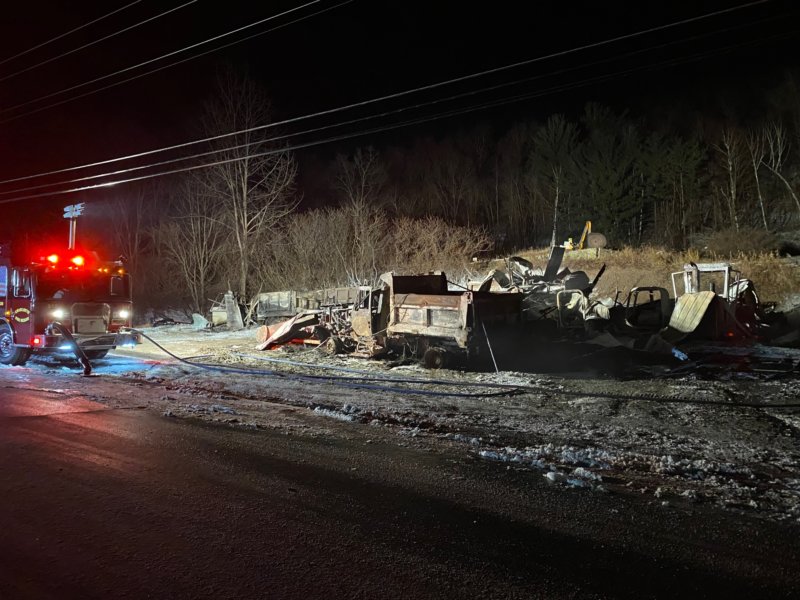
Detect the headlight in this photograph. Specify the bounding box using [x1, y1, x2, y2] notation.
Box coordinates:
[116, 309, 130, 320]
[51, 308, 67, 319]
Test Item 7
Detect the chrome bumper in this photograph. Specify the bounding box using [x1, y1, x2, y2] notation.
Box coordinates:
[38, 330, 142, 350]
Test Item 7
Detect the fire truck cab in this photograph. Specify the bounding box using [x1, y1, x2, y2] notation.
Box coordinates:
[0, 248, 141, 366]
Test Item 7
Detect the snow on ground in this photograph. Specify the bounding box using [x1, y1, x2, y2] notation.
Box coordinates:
[11, 324, 800, 522]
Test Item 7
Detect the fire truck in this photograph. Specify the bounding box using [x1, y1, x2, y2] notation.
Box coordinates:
[0, 245, 141, 366]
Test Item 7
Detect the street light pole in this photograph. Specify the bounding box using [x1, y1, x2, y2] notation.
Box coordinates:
[63, 203, 85, 249]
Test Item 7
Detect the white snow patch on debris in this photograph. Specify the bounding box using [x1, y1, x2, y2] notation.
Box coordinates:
[544, 471, 567, 483]
[650, 455, 752, 480]
[476, 444, 608, 490]
[543, 469, 602, 489]
[312, 407, 357, 422]
[572, 466, 603, 482]
[446, 433, 482, 446]
[400, 426, 423, 437]
[769, 413, 800, 432]
[478, 450, 506, 461]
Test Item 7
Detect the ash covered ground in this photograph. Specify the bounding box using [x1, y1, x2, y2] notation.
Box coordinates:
[10, 324, 800, 524]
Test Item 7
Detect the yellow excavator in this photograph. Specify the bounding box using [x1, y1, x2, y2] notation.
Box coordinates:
[562, 221, 607, 250]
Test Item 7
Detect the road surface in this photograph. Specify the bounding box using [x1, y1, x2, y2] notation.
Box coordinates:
[1, 369, 799, 599]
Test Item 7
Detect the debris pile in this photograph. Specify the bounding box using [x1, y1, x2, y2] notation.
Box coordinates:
[251, 248, 800, 376]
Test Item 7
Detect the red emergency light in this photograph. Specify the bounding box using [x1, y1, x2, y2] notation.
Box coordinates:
[38, 251, 90, 269]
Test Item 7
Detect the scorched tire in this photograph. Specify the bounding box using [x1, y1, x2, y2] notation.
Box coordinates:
[0, 325, 31, 366]
[422, 347, 448, 370]
[321, 337, 344, 355]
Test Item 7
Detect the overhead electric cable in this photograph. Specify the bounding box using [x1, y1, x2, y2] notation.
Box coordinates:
[0, 0, 323, 112]
[2, 26, 793, 206]
[0, 0, 198, 82]
[0, 1, 143, 67]
[0, 0, 774, 185]
[0, 0, 351, 126]
[0, 15, 787, 198]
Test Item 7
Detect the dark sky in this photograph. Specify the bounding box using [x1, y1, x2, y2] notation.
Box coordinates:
[1, 0, 799, 240]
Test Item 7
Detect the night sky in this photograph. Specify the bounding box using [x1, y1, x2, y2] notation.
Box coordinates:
[1, 0, 799, 240]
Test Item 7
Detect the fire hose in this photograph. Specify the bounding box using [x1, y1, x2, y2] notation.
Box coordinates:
[49, 321, 92, 376]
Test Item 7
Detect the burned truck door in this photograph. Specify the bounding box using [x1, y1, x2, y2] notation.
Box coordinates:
[351, 287, 374, 338]
[624, 287, 671, 331]
[350, 286, 389, 356]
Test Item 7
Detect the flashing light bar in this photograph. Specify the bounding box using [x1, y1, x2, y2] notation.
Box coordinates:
[38, 252, 89, 268]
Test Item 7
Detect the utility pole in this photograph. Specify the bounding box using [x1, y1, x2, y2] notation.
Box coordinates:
[63, 203, 85, 249]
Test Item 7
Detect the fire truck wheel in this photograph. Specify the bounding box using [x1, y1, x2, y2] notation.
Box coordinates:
[0, 326, 31, 366]
[83, 349, 109, 360]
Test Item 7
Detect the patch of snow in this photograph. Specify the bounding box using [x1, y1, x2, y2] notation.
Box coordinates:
[312, 407, 357, 422]
[572, 467, 602, 482]
[544, 471, 567, 484]
[400, 426, 422, 437]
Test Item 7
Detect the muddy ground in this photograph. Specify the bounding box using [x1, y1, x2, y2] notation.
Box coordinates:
[16, 324, 800, 524]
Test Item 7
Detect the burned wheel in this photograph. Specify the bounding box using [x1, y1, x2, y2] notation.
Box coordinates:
[83, 349, 109, 360]
[422, 347, 448, 370]
[320, 337, 344, 355]
[0, 325, 31, 366]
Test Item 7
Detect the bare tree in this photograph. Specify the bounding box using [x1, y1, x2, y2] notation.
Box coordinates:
[390, 216, 491, 277]
[495, 122, 537, 248]
[413, 138, 475, 225]
[533, 115, 578, 247]
[158, 182, 227, 313]
[764, 121, 800, 218]
[201, 70, 297, 298]
[714, 127, 745, 231]
[336, 199, 387, 285]
[334, 146, 387, 206]
[746, 128, 769, 229]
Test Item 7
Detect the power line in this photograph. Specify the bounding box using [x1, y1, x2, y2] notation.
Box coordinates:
[0, 0, 773, 186]
[1, 25, 792, 206]
[0, 14, 786, 198]
[0, 0, 352, 126]
[0, 0, 323, 114]
[0, 1, 143, 68]
[0, 1, 198, 83]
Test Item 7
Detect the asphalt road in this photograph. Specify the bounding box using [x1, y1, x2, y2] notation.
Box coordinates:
[1, 375, 799, 599]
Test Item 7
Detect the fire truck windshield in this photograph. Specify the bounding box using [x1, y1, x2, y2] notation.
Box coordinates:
[35, 269, 130, 303]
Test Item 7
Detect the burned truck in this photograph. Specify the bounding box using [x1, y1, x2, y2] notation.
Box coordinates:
[349, 272, 522, 367]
